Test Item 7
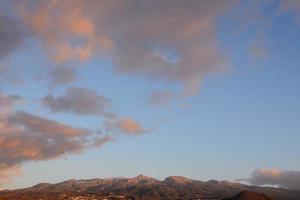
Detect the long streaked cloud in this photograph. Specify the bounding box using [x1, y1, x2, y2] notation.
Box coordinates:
[241, 169, 300, 190]
[0, 93, 113, 185]
[0, 110, 113, 185]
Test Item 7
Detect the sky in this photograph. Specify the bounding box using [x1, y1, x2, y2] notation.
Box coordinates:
[0, 0, 300, 190]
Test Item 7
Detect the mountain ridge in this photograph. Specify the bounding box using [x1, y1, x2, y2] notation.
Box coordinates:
[1, 175, 299, 200]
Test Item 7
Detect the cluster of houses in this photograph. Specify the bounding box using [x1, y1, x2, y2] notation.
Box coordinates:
[63, 195, 128, 200]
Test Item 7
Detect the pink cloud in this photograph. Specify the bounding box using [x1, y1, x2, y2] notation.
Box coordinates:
[15, 0, 235, 94]
[0, 110, 112, 185]
[106, 117, 149, 135]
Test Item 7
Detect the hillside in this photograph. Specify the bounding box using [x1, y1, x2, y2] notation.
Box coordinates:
[0, 175, 299, 200]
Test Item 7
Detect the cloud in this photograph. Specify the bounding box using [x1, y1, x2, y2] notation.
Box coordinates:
[279, 0, 300, 22]
[0, 165, 22, 187]
[106, 117, 149, 135]
[0, 88, 146, 184]
[249, 45, 268, 60]
[15, 0, 236, 94]
[48, 66, 77, 87]
[42, 87, 111, 116]
[2, 0, 298, 92]
[0, 110, 112, 185]
[248, 31, 269, 60]
[0, 93, 23, 111]
[241, 169, 300, 190]
[147, 90, 173, 106]
[15, 0, 100, 63]
[0, 14, 25, 59]
[41, 87, 148, 134]
[91, 135, 115, 148]
[7, 78, 25, 86]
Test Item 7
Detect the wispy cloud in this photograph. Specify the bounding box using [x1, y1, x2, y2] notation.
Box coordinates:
[42, 87, 112, 116]
[279, 0, 300, 22]
[147, 91, 173, 107]
[48, 66, 77, 87]
[105, 117, 149, 135]
[0, 15, 25, 59]
[0, 93, 23, 111]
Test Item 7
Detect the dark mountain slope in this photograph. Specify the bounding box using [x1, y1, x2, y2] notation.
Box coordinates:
[224, 190, 273, 200]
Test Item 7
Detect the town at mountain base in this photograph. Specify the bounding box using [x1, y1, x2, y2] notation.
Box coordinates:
[0, 175, 299, 200]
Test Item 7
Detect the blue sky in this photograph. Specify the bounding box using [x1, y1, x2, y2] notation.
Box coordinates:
[0, 0, 300, 190]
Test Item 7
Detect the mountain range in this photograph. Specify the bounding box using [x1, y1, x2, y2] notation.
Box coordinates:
[1, 175, 300, 200]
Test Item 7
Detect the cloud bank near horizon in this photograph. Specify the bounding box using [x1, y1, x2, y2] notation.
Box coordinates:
[241, 169, 300, 190]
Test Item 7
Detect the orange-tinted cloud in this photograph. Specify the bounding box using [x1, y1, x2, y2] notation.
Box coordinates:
[0, 165, 22, 187]
[105, 117, 149, 135]
[41, 87, 148, 135]
[3, 0, 299, 93]
[1, 90, 146, 185]
[0, 93, 23, 111]
[0, 110, 112, 185]
[15, 0, 236, 94]
[15, 0, 116, 65]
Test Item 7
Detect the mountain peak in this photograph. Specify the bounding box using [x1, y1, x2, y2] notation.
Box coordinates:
[128, 174, 158, 184]
[135, 174, 149, 179]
